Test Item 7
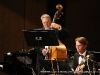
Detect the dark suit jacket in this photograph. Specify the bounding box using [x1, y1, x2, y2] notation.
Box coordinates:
[72, 51, 94, 75]
[38, 27, 70, 40]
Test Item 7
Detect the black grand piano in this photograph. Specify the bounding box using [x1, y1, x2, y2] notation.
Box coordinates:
[0, 50, 100, 75]
[0, 50, 37, 75]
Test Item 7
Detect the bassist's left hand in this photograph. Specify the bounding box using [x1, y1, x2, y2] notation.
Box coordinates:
[51, 23, 61, 30]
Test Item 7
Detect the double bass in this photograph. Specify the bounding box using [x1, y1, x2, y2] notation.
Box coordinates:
[48, 4, 67, 61]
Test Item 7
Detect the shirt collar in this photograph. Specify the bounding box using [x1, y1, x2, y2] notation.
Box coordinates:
[79, 50, 87, 57]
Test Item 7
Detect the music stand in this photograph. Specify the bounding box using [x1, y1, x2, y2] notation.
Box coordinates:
[39, 60, 74, 75]
[22, 30, 59, 46]
[22, 30, 63, 75]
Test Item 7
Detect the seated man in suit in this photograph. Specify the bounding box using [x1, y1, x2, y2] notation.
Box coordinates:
[72, 37, 95, 75]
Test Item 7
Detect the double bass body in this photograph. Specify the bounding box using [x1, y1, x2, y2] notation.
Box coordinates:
[48, 39, 67, 61]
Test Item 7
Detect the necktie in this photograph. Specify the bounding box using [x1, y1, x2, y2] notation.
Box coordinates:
[80, 55, 84, 58]
[78, 55, 84, 65]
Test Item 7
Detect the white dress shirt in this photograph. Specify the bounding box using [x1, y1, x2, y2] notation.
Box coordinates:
[78, 50, 87, 64]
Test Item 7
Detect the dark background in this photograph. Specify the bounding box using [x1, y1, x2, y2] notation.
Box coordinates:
[0, 0, 100, 75]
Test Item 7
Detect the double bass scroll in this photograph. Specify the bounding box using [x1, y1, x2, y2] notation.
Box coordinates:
[52, 4, 63, 23]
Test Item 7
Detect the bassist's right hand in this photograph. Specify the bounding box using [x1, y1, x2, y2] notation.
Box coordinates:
[42, 49, 47, 56]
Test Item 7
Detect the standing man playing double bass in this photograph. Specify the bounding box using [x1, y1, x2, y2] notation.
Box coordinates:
[34, 14, 70, 75]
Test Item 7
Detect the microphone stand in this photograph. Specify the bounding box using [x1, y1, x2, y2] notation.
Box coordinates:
[93, 61, 96, 75]
[88, 58, 96, 75]
[35, 36, 45, 75]
[55, 58, 59, 75]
